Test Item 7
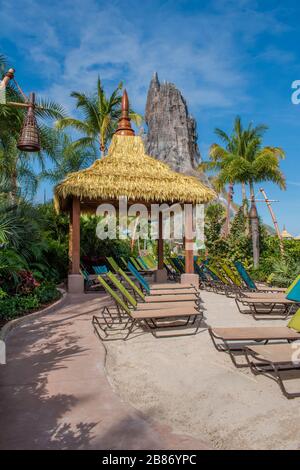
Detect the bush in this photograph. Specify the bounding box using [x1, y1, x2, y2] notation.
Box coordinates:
[0, 282, 61, 322]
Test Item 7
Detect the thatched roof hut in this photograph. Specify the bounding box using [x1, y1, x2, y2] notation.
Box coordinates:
[56, 89, 216, 292]
[54, 135, 216, 213]
[281, 226, 293, 239]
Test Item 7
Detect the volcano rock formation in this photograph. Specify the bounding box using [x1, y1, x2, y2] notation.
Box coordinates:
[143, 73, 204, 179]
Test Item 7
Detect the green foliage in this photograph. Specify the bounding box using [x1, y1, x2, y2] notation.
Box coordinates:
[0, 53, 65, 198]
[80, 215, 132, 261]
[204, 200, 300, 287]
[251, 237, 300, 286]
[35, 203, 69, 281]
[41, 133, 97, 183]
[226, 205, 253, 263]
[56, 77, 143, 155]
[204, 203, 226, 255]
[205, 202, 265, 268]
[0, 282, 60, 322]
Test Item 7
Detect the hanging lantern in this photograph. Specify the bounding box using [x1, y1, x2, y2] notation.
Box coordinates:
[17, 92, 40, 152]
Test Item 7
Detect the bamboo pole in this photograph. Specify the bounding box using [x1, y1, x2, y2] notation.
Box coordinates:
[260, 188, 284, 255]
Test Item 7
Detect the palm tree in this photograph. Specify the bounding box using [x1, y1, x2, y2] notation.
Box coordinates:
[0, 57, 65, 197]
[201, 117, 285, 266]
[56, 77, 143, 156]
[42, 132, 97, 183]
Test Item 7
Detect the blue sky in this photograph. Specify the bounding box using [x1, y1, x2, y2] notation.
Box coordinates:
[1, 0, 300, 234]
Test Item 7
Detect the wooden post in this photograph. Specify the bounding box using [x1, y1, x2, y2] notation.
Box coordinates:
[70, 197, 80, 274]
[224, 182, 233, 237]
[184, 204, 194, 273]
[158, 211, 164, 270]
[69, 206, 73, 273]
[260, 188, 284, 256]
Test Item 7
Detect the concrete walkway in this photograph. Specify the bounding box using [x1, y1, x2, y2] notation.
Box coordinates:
[0, 293, 209, 450]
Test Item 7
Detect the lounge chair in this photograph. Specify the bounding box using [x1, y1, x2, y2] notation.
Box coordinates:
[117, 266, 198, 297]
[129, 257, 144, 271]
[163, 260, 180, 281]
[234, 261, 286, 293]
[235, 277, 300, 319]
[106, 256, 122, 273]
[245, 344, 300, 398]
[92, 276, 202, 340]
[107, 271, 201, 308]
[167, 257, 181, 274]
[80, 268, 98, 291]
[128, 257, 153, 274]
[205, 265, 232, 295]
[218, 262, 244, 293]
[92, 265, 108, 275]
[126, 261, 197, 294]
[170, 257, 185, 274]
[137, 256, 150, 270]
[235, 296, 299, 320]
[209, 325, 300, 367]
[142, 254, 157, 269]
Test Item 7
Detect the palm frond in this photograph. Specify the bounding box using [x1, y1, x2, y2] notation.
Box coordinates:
[35, 98, 66, 120]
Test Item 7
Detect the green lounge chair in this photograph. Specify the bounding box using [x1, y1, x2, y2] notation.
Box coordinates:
[126, 261, 198, 294]
[92, 276, 202, 340]
[144, 254, 157, 269]
[107, 271, 201, 308]
[106, 256, 121, 273]
[129, 257, 144, 271]
[116, 267, 201, 302]
[205, 265, 231, 295]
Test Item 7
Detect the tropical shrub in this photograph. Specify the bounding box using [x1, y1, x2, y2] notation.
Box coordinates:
[15, 270, 40, 294]
[0, 282, 60, 323]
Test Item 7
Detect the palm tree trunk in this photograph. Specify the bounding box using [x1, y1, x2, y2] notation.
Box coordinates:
[241, 183, 247, 202]
[224, 182, 233, 237]
[242, 183, 249, 235]
[249, 182, 260, 267]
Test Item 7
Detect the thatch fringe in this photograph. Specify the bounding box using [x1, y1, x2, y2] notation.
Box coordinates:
[54, 135, 216, 212]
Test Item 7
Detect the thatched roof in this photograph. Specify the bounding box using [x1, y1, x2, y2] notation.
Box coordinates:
[54, 135, 216, 212]
[281, 226, 293, 239]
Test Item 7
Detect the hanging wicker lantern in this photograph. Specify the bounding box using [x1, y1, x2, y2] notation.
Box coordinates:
[17, 93, 40, 152]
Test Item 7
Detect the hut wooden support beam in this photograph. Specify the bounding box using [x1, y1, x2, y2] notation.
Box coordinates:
[68, 197, 84, 293]
[154, 211, 168, 282]
[181, 204, 198, 287]
[71, 197, 81, 274]
[184, 204, 194, 274]
[158, 211, 164, 270]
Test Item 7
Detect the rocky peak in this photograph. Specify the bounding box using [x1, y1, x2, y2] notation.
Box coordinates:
[144, 73, 202, 176]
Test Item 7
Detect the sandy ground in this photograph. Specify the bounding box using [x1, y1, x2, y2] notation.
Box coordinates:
[104, 290, 300, 450]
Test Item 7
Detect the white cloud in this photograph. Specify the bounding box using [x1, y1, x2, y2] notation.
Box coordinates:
[0, 0, 290, 114]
